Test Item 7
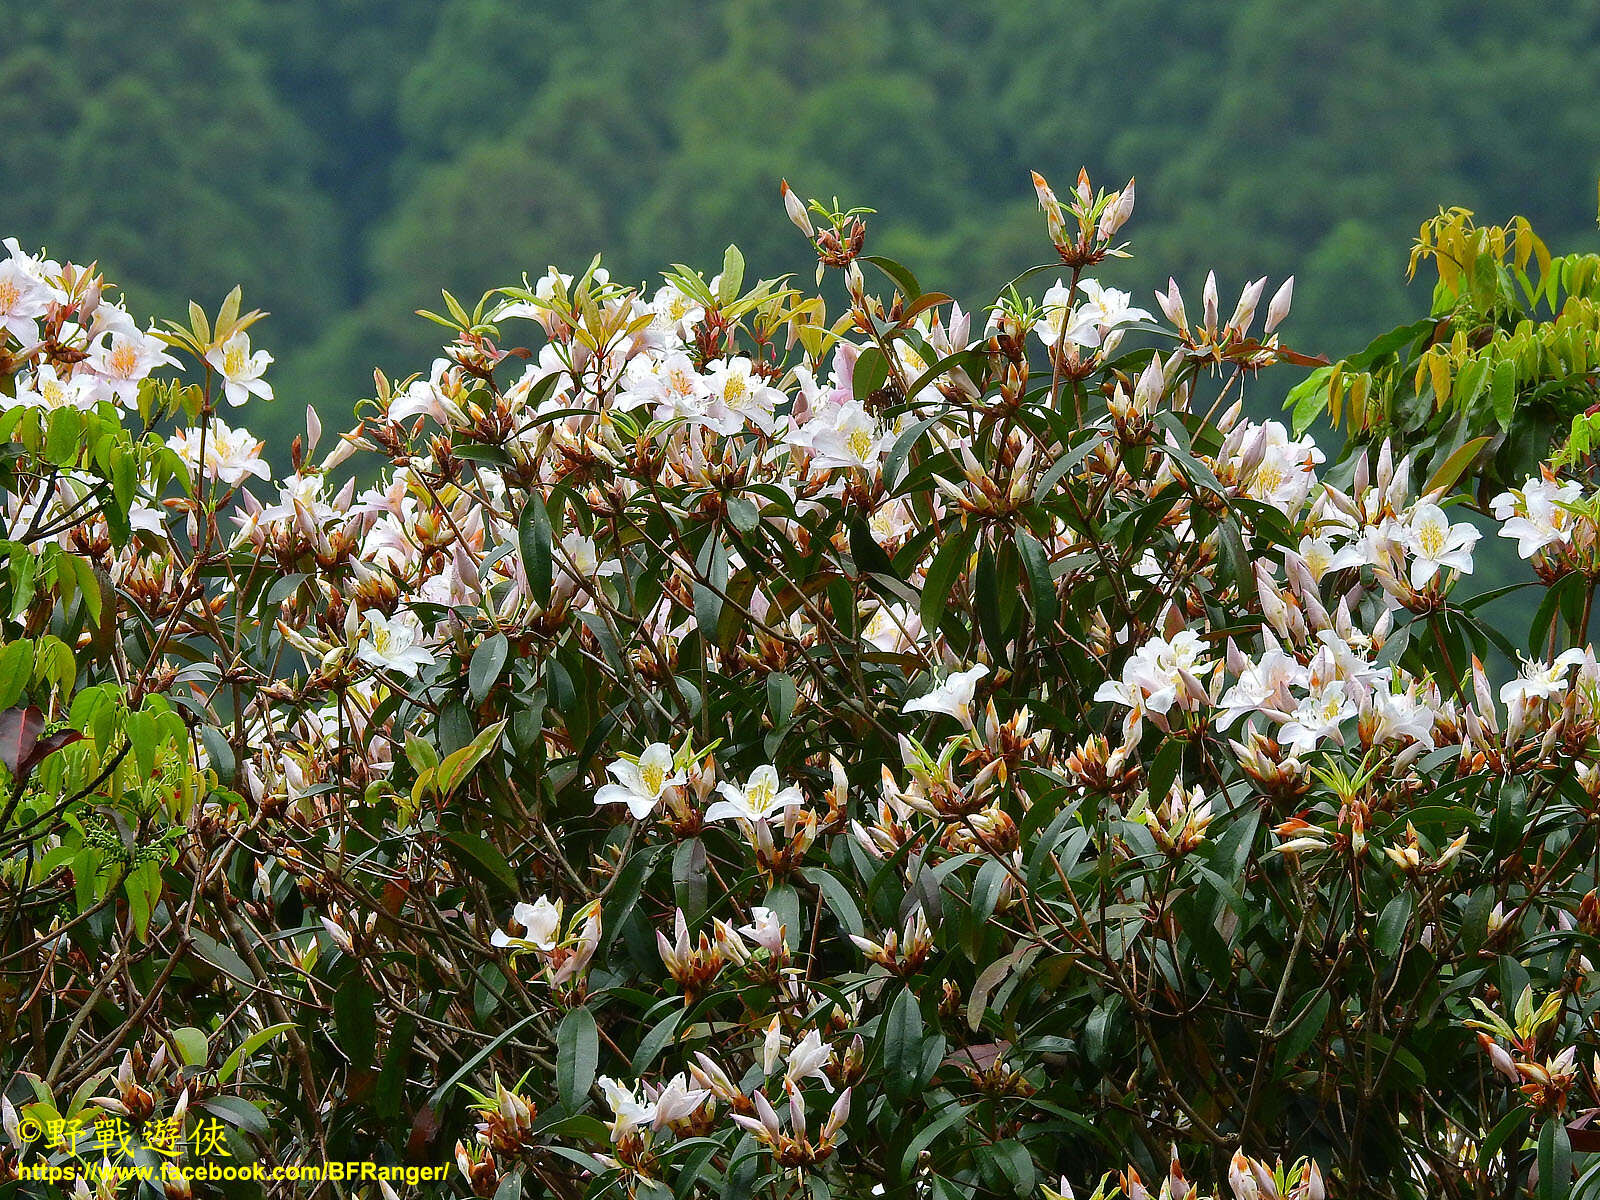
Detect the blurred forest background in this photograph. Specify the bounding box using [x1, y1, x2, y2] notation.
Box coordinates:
[3, 0, 1598, 453]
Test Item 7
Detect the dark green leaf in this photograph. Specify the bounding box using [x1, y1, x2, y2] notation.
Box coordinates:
[557, 1006, 599, 1111]
[518, 494, 553, 608]
[883, 986, 923, 1103]
[469, 633, 510, 705]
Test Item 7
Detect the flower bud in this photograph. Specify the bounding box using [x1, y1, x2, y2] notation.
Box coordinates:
[780, 180, 814, 238]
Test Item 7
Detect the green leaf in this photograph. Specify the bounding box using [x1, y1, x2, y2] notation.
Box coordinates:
[727, 495, 760, 533]
[633, 1007, 682, 1073]
[405, 732, 439, 775]
[882, 986, 923, 1103]
[171, 1027, 209, 1068]
[1529, 571, 1586, 656]
[718, 245, 745, 304]
[1084, 996, 1122, 1068]
[1477, 1104, 1528, 1169]
[693, 534, 730, 648]
[766, 672, 797, 728]
[1375, 892, 1414, 958]
[853, 347, 889, 401]
[1275, 991, 1330, 1070]
[974, 543, 1007, 666]
[804, 868, 863, 937]
[469, 633, 510, 705]
[198, 724, 236, 786]
[335, 975, 378, 1072]
[443, 828, 518, 895]
[987, 1139, 1036, 1196]
[61, 554, 102, 625]
[188, 929, 256, 989]
[1492, 358, 1517, 428]
[1218, 520, 1257, 609]
[124, 859, 161, 943]
[428, 1014, 541, 1105]
[1285, 366, 1333, 436]
[218, 1022, 297, 1087]
[920, 525, 973, 632]
[885, 413, 948, 488]
[0, 641, 32, 708]
[557, 1006, 599, 1111]
[518, 493, 554, 608]
[1539, 1118, 1572, 1200]
[672, 837, 708, 924]
[1422, 435, 1492, 496]
[198, 1096, 270, 1138]
[1014, 528, 1057, 628]
[849, 518, 899, 582]
[376, 1014, 417, 1120]
[863, 255, 922, 301]
[437, 719, 506, 798]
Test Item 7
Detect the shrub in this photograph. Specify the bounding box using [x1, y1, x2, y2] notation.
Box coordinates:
[4, 172, 1600, 1199]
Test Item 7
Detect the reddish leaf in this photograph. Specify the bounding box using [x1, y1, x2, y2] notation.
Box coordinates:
[406, 1104, 441, 1161]
[0, 707, 83, 784]
[1567, 1112, 1600, 1154]
[22, 729, 83, 776]
[0, 706, 43, 777]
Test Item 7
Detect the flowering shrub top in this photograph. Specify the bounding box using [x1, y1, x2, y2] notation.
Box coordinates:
[5, 171, 1600, 1199]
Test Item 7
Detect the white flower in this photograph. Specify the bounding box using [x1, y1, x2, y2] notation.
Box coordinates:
[1310, 629, 1388, 703]
[491, 896, 563, 952]
[1501, 650, 1587, 709]
[128, 497, 166, 536]
[1492, 476, 1584, 559]
[1036, 279, 1153, 350]
[705, 357, 782, 434]
[788, 398, 892, 471]
[205, 331, 274, 407]
[168, 421, 270, 486]
[0, 256, 54, 344]
[738, 907, 786, 956]
[594, 743, 684, 819]
[356, 610, 435, 677]
[705, 765, 804, 823]
[1403, 501, 1478, 588]
[598, 1076, 656, 1141]
[552, 903, 602, 986]
[650, 283, 705, 342]
[1278, 680, 1356, 753]
[557, 530, 622, 589]
[386, 359, 465, 426]
[1094, 631, 1215, 721]
[616, 351, 703, 418]
[904, 663, 989, 724]
[1234, 421, 1324, 512]
[1228, 1152, 1260, 1200]
[863, 599, 922, 654]
[1069, 278, 1154, 347]
[762, 1015, 784, 1075]
[6, 364, 98, 412]
[1297, 534, 1365, 582]
[650, 1073, 711, 1129]
[1215, 647, 1306, 730]
[89, 327, 175, 406]
[491, 266, 612, 331]
[783, 1030, 834, 1093]
[257, 472, 331, 525]
[1364, 688, 1436, 749]
[1036, 281, 1081, 348]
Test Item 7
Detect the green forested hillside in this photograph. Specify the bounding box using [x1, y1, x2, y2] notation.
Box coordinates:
[4, 0, 1598, 436]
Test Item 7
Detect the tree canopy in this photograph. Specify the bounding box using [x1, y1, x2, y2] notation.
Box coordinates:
[2, 0, 1597, 438]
